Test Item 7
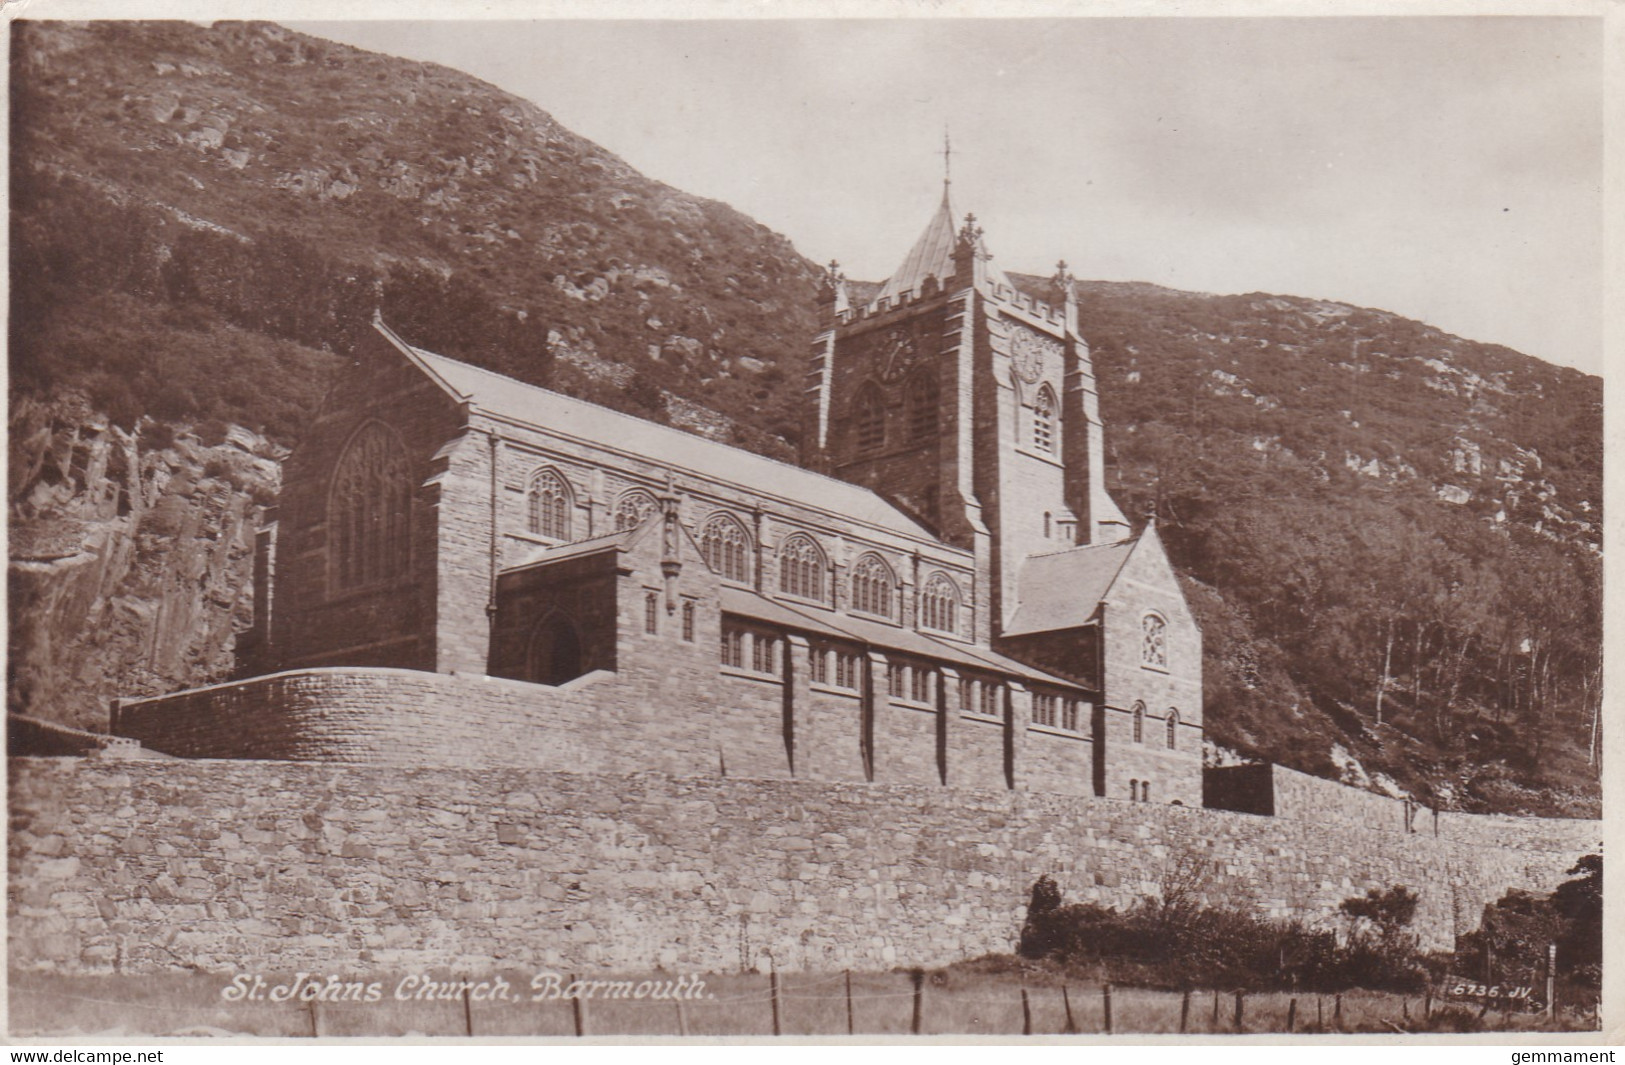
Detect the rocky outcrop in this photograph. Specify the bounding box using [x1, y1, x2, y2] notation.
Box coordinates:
[8, 396, 280, 731]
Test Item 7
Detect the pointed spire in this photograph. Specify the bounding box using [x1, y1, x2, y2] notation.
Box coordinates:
[868, 145, 1012, 308]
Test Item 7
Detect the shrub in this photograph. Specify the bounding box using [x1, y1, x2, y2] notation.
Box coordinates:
[141, 419, 177, 452]
[1447, 855, 1601, 995]
[201, 455, 233, 482]
[195, 418, 230, 448]
[1019, 874, 1430, 994]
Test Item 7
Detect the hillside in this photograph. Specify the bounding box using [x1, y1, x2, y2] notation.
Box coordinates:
[1012, 276, 1601, 815]
[8, 20, 1600, 815]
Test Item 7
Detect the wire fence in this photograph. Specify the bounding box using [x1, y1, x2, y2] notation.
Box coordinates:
[8, 971, 1602, 1038]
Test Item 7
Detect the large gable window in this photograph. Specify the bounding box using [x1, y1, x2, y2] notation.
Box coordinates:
[1142, 613, 1168, 670]
[330, 422, 411, 591]
[527, 468, 572, 541]
[699, 512, 752, 583]
[919, 571, 960, 634]
[613, 488, 659, 531]
[779, 533, 826, 602]
[850, 553, 895, 619]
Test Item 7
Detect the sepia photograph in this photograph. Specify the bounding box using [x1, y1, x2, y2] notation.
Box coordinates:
[5, 4, 1610, 1047]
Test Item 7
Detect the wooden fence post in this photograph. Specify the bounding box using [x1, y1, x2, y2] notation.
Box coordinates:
[308, 998, 320, 1038]
[675, 998, 688, 1037]
[1333, 993, 1342, 1031]
[1063, 985, 1078, 1034]
[1020, 986, 1032, 1035]
[1423, 984, 1432, 1021]
[570, 974, 586, 1037]
[1317, 996, 1324, 1030]
[1211, 989, 1220, 1029]
[910, 969, 925, 1035]
[1179, 989, 1190, 1034]
[1233, 989, 1244, 1031]
[770, 966, 782, 1036]
[1286, 997, 1297, 1033]
[845, 970, 854, 1035]
[1102, 983, 1113, 1035]
[463, 982, 474, 1037]
[1547, 942, 1557, 1021]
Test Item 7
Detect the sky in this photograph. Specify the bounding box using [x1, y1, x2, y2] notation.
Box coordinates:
[274, 17, 1599, 374]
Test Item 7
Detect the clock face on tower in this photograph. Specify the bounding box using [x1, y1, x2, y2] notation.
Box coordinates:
[1010, 325, 1061, 384]
[877, 328, 919, 385]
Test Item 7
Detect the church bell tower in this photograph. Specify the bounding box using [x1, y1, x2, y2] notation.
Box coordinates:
[804, 172, 1130, 639]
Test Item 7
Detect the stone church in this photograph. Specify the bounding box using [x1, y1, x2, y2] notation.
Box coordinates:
[117, 189, 1205, 805]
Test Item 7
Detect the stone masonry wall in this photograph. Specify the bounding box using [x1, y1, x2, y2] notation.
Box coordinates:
[9, 759, 1599, 976]
[1270, 764, 1423, 834]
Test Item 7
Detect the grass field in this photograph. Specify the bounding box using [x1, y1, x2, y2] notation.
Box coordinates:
[8, 966, 1596, 1039]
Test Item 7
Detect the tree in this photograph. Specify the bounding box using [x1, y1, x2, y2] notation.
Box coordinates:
[1551, 854, 1601, 976]
[1339, 885, 1419, 943]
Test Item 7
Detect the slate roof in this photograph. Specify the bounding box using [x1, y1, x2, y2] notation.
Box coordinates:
[1002, 538, 1138, 636]
[869, 186, 1013, 308]
[500, 529, 632, 575]
[394, 336, 932, 540]
[721, 585, 1078, 688]
[717, 586, 852, 640]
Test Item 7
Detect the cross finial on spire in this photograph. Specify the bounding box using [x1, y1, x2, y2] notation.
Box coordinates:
[942, 125, 952, 192]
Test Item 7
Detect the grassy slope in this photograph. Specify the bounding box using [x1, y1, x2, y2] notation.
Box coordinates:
[7, 967, 1589, 1037]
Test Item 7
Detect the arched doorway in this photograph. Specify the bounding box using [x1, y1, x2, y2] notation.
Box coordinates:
[527, 612, 584, 686]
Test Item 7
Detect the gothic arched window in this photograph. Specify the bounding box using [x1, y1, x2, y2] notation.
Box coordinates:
[778, 533, 826, 602]
[527, 468, 572, 541]
[850, 553, 895, 619]
[699, 512, 752, 583]
[1142, 613, 1168, 670]
[855, 385, 885, 452]
[1166, 709, 1180, 750]
[329, 422, 411, 591]
[613, 488, 659, 531]
[1033, 384, 1057, 453]
[1132, 701, 1145, 744]
[919, 571, 960, 634]
[908, 371, 939, 442]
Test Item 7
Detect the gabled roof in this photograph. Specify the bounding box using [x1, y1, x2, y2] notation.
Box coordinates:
[1002, 538, 1139, 636]
[376, 322, 932, 540]
[869, 186, 1012, 308]
[500, 529, 633, 575]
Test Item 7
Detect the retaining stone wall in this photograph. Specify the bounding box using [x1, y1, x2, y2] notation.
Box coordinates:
[1270, 764, 1416, 833]
[8, 759, 1599, 976]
